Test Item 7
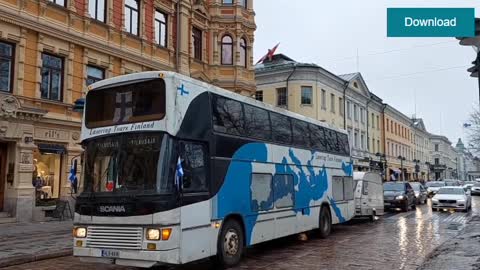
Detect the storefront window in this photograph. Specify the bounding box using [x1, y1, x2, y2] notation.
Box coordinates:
[32, 145, 64, 206]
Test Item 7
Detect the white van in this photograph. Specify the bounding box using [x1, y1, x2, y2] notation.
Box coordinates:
[354, 172, 385, 220]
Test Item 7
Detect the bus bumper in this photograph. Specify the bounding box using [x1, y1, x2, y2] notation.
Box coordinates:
[74, 247, 180, 268]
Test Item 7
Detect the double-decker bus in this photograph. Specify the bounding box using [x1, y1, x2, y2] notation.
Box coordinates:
[73, 71, 355, 268]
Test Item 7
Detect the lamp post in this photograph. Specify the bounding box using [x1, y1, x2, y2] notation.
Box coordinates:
[413, 159, 420, 181]
[425, 162, 431, 182]
[376, 152, 387, 182]
[398, 155, 406, 181]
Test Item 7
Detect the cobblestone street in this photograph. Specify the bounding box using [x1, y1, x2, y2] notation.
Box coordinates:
[2, 197, 479, 270]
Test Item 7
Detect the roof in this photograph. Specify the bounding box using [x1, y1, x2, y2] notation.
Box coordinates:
[338, 72, 359, 82]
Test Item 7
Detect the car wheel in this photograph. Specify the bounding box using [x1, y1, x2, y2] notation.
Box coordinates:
[432, 207, 437, 212]
[318, 206, 332, 239]
[216, 219, 244, 268]
[402, 201, 409, 212]
[411, 201, 416, 209]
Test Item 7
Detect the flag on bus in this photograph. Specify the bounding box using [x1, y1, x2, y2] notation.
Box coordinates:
[69, 159, 78, 193]
[175, 157, 184, 190]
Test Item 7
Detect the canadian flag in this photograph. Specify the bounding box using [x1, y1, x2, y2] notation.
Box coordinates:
[256, 43, 280, 64]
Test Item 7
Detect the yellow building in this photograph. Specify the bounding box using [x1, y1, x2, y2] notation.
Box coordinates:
[383, 105, 414, 181]
[255, 55, 385, 171]
[0, 0, 256, 222]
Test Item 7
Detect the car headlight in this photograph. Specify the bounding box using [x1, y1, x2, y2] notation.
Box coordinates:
[396, 195, 404, 200]
[146, 229, 161, 240]
[432, 198, 439, 202]
[74, 227, 87, 238]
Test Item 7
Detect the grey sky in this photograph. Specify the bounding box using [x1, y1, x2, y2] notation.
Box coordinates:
[254, 0, 480, 147]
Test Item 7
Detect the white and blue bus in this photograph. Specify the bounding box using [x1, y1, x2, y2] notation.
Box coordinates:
[73, 71, 355, 268]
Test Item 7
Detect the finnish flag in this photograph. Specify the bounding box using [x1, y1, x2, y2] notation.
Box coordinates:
[69, 159, 78, 193]
[175, 157, 184, 190]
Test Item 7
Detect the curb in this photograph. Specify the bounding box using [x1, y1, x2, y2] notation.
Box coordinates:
[0, 249, 72, 268]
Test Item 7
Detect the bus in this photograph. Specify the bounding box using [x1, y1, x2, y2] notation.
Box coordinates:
[73, 71, 355, 268]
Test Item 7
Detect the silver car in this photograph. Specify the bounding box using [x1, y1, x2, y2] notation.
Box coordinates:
[432, 187, 472, 212]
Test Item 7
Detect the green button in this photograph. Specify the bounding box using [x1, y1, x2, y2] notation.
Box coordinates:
[387, 8, 475, 37]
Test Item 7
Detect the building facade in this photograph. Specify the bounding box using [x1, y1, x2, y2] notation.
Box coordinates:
[411, 118, 431, 181]
[429, 134, 458, 180]
[383, 105, 414, 181]
[255, 55, 385, 171]
[0, 0, 256, 221]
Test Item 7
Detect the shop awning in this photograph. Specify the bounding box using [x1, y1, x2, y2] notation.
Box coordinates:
[37, 143, 66, 155]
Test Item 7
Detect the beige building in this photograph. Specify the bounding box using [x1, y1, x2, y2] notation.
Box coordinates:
[411, 118, 431, 181]
[0, 0, 256, 222]
[255, 55, 385, 171]
[430, 135, 458, 180]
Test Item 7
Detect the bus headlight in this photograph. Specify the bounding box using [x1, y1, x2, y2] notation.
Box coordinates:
[146, 229, 161, 240]
[74, 227, 87, 238]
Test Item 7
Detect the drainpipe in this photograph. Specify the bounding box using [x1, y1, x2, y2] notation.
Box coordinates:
[285, 64, 298, 109]
[366, 97, 371, 155]
[176, 0, 181, 72]
[342, 81, 349, 130]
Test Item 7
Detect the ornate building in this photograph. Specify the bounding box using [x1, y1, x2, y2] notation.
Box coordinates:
[0, 0, 256, 222]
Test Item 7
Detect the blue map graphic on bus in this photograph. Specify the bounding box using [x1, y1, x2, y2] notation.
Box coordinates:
[215, 143, 347, 245]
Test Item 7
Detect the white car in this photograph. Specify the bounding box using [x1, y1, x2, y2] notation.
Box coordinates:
[432, 187, 472, 212]
[425, 181, 445, 197]
[472, 183, 480, 196]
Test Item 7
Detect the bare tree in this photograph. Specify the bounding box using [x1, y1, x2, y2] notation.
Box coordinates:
[467, 107, 480, 154]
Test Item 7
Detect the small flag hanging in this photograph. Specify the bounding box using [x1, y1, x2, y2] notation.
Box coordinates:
[175, 157, 184, 190]
[69, 159, 78, 193]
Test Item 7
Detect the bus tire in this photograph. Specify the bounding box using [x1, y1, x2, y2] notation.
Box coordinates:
[216, 219, 244, 268]
[318, 205, 332, 239]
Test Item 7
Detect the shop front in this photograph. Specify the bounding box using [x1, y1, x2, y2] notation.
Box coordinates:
[0, 94, 82, 222]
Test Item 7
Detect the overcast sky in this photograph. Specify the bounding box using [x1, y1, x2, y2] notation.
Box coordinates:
[254, 0, 480, 147]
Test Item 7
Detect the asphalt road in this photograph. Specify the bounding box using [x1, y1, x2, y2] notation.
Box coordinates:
[3, 196, 480, 270]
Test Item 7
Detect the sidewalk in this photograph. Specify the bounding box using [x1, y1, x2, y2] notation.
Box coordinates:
[419, 215, 480, 270]
[0, 221, 73, 268]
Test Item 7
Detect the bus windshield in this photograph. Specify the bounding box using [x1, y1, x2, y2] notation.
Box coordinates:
[82, 132, 174, 195]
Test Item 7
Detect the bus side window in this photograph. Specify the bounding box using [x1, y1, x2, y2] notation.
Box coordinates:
[179, 142, 208, 193]
[332, 176, 344, 201]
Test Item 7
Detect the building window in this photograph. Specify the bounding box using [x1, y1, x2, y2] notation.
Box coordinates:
[435, 144, 439, 152]
[361, 133, 365, 150]
[360, 108, 365, 123]
[372, 138, 375, 152]
[347, 129, 352, 148]
[354, 132, 358, 148]
[155, 10, 167, 47]
[386, 119, 389, 132]
[277, 88, 287, 107]
[86, 65, 105, 86]
[124, 0, 139, 35]
[255, 91, 263, 102]
[321, 89, 326, 110]
[221, 35, 233, 65]
[239, 0, 247, 8]
[330, 93, 335, 113]
[377, 140, 380, 153]
[347, 100, 351, 119]
[48, 0, 66, 7]
[377, 115, 380, 130]
[434, 158, 439, 165]
[33, 147, 65, 205]
[222, 0, 233, 4]
[239, 38, 247, 67]
[339, 97, 344, 116]
[301, 86, 312, 105]
[0, 41, 14, 93]
[371, 113, 375, 128]
[354, 104, 358, 121]
[40, 53, 63, 101]
[192, 27, 202, 61]
[88, 0, 106, 22]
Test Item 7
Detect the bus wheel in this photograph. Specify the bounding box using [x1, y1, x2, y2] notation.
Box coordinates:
[216, 219, 244, 268]
[319, 206, 332, 239]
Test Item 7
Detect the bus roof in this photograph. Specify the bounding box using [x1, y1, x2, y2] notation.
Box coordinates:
[86, 71, 347, 135]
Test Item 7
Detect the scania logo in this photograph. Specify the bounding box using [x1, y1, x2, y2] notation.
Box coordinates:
[98, 205, 126, 213]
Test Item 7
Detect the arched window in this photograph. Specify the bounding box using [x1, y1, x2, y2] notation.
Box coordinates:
[239, 38, 247, 67]
[221, 35, 233, 65]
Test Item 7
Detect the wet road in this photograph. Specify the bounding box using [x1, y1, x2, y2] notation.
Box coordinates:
[4, 196, 480, 270]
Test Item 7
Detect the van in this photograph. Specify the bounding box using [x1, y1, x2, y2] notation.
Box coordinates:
[354, 172, 385, 220]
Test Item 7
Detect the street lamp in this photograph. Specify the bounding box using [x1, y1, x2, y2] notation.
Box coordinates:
[376, 152, 387, 182]
[398, 155, 406, 181]
[425, 162, 432, 182]
[413, 159, 421, 181]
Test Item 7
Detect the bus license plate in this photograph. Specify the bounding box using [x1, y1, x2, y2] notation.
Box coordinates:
[101, 250, 119, 258]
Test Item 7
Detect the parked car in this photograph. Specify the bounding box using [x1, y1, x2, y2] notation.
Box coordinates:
[463, 181, 476, 192]
[425, 181, 446, 197]
[432, 187, 472, 212]
[410, 182, 428, 204]
[354, 172, 385, 221]
[383, 182, 416, 212]
[471, 182, 480, 196]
